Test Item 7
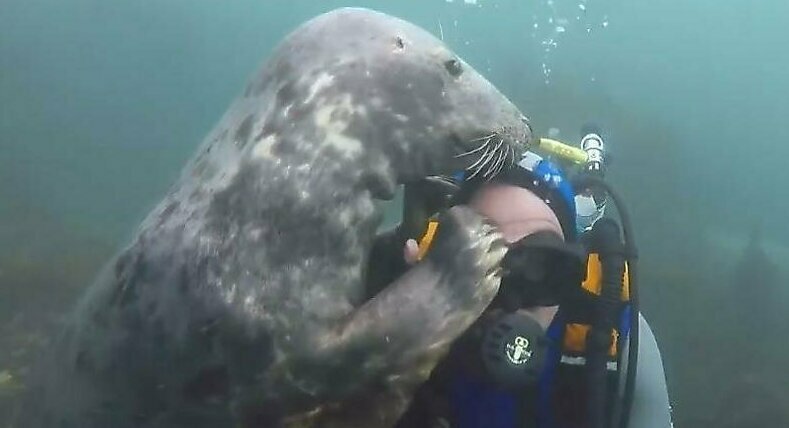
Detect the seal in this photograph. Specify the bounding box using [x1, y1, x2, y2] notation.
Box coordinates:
[18, 7, 533, 428]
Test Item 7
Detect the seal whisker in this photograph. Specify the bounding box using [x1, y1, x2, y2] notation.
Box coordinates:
[497, 140, 509, 176]
[470, 133, 497, 142]
[468, 142, 498, 180]
[484, 151, 501, 179]
[483, 138, 505, 178]
[454, 137, 491, 158]
[499, 141, 514, 176]
[467, 149, 491, 180]
[486, 139, 507, 179]
[465, 142, 494, 172]
[496, 139, 509, 176]
[493, 145, 507, 178]
[496, 144, 510, 175]
[466, 161, 486, 180]
[479, 143, 498, 171]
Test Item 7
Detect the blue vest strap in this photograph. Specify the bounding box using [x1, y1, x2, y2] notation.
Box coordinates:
[449, 373, 518, 428]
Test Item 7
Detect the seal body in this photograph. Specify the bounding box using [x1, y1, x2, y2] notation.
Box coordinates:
[19, 8, 532, 427]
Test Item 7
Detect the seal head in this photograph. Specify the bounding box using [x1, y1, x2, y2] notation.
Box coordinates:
[243, 6, 532, 197]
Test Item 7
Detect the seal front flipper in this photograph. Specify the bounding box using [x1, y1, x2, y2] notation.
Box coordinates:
[272, 206, 506, 426]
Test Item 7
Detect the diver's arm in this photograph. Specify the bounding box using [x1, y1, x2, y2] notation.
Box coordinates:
[626, 313, 674, 427]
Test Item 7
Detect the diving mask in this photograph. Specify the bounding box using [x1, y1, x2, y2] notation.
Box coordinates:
[496, 231, 586, 308]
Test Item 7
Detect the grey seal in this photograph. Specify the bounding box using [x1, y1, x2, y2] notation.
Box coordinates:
[18, 7, 532, 428]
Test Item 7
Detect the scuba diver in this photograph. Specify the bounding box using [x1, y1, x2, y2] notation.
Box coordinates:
[367, 126, 672, 428]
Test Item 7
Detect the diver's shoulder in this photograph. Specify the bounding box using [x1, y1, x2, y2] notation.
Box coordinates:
[630, 314, 674, 428]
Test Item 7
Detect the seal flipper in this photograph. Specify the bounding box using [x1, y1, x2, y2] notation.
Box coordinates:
[269, 206, 505, 426]
[363, 226, 411, 301]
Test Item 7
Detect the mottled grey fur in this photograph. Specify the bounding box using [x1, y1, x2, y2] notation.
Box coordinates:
[18, 8, 531, 428]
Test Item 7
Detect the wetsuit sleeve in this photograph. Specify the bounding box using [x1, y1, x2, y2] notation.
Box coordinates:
[628, 313, 674, 427]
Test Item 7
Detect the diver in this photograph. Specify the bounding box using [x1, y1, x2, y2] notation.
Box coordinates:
[367, 126, 672, 428]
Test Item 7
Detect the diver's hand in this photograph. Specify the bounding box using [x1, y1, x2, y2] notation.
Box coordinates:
[404, 239, 420, 265]
[403, 206, 507, 281]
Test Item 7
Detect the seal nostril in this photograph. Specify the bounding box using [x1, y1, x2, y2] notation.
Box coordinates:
[444, 59, 463, 77]
[394, 36, 405, 49]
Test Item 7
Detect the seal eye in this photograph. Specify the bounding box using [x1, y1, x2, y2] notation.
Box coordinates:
[444, 59, 463, 77]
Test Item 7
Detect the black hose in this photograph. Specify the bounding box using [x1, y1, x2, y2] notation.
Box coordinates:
[586, 218, 626, 428]
[572, 175, 639, 428]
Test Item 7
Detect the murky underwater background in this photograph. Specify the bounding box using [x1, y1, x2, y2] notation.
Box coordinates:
[2, 0, 789, 425]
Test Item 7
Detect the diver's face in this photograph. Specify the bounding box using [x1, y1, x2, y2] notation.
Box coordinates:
[469, 183, 563, 329]
[469, 183, 564, 244]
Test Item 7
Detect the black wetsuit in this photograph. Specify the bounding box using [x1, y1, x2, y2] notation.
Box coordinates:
[365, 227, 542, 427]
[366, 228, 624, 428]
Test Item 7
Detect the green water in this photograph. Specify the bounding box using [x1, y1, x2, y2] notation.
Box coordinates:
[2, 0, 788, 425]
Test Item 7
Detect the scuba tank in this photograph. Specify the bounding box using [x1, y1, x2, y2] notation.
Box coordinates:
[576, 175, 639, 428]
[537, 127, 640, 428]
